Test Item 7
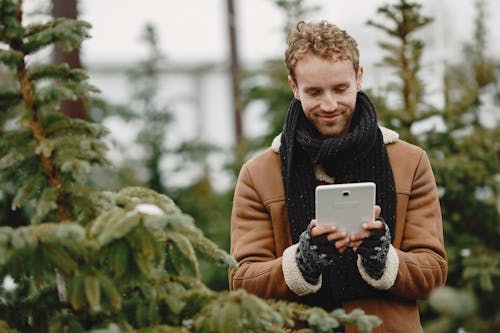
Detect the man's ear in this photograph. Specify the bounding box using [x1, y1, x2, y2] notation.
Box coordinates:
[356, 65, 364, 91]
[288, 75, 300, 100]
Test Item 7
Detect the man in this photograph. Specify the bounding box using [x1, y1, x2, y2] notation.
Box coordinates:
[229, 20, 447, 332]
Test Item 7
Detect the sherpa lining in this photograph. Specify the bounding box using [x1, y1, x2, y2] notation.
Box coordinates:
[357, 245, 399, 290]
[282, 244, 322, 296]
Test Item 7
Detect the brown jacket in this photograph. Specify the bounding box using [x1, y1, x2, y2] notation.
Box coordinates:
[229, 128, 447, 333]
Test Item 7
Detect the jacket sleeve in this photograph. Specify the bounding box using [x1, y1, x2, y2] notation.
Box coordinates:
[229, 163, 311, 300]
[388, 150, 448, 299]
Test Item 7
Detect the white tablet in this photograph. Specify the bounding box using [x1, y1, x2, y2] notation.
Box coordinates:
[315, 182, 376, 234]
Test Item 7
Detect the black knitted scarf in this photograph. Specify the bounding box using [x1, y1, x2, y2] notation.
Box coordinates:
[279, 91, 396, 309]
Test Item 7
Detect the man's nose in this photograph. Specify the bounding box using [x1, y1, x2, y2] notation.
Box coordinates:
[320, 93, 338, 111]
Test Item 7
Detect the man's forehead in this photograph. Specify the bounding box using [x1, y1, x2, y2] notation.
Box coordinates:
[294, 57, 358, 83]
[294, 55, 356, 73]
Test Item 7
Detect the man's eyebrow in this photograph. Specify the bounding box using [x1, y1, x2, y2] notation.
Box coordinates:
[333, 81, 351, 86]
[303, 81, 351, 90]
[303, 86, 320, 91]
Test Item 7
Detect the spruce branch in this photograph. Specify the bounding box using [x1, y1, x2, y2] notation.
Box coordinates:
[10, 173, 45, 210]
[109, 187, 238, 269]
[8, 41, 71, 219]
[164, 232, 200, 279]
[43, 112, 109, 137]
[28, 63, 88, 83]
[0, 144, 36, 175]
[193, 289, 285, 333]
[0, 91, 22, 112]
[0, 0, 22, 43]
[267, 300, 382, 333]
[0, 49, 23, 68]
[3, 5, 101, 222]
[0, 222, 87, 269]
[22, 18, 90, 55]
[34, 80, 100, 110]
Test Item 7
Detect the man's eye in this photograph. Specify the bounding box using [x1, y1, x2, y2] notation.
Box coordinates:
[307, 90, 320, 96]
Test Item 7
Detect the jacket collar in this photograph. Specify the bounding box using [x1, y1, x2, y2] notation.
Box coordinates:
[270, 126, 399, 153]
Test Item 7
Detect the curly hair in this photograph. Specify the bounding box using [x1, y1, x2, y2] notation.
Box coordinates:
[285, 20, 360, 81]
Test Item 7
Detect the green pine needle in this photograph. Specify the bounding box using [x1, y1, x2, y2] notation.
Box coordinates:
[0, 0, 23, 43]
[0, 90, 22, 109]
[28, 63, 88, 83]
[11, 174, 46, 210]
[33, 187, 58, 223]
[23, 18, 91, 55]
[0, 49, 23, 68]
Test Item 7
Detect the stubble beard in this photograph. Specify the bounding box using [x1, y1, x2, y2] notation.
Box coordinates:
[313, 109, 352, 139]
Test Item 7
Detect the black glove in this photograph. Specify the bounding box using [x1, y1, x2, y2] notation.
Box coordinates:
[296, 225, 340, 284]
[356, 217, 391, 280]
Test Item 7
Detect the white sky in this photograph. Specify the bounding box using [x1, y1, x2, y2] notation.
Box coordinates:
[77, 0, 500, 66]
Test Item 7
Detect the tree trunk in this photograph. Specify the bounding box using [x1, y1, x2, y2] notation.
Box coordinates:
[226, 0, 243, 147]
[52, 0, 87, 120]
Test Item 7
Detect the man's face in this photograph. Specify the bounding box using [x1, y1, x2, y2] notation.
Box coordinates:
[288, 53, 363, 138]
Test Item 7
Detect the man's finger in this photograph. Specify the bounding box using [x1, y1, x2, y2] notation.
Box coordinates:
[350, 230, 371, 242]
[335, 236, 351, 249]
[311, 224, 337, 238]
[361, 220, 384, 230]
[326, 230, 347, 242]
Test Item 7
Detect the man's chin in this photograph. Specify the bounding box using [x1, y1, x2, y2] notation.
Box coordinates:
[318, 128, 344, 138]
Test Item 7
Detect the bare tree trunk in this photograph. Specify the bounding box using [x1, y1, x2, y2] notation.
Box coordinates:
[226, 0, 243, 147]
[52, 0, 87, 120]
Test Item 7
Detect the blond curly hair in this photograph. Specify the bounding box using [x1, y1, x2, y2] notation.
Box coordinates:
[285, 20, 360, 82]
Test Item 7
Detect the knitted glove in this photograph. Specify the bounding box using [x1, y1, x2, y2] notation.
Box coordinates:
[356, 217, 391, 280]
[296, 225, 340, 284]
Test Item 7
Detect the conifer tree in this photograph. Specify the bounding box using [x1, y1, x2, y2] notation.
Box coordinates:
[123, 23, 172, 194]
[368, 0, 499, 330]
[0, 1, 382, 332]
[367, 0, 434, 144]
[423, 0, 500, 331]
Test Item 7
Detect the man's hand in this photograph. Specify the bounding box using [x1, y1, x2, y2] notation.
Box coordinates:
[350, 206, 392, 280]
[295, 220, 350, 284]
[310, 219, 352, 253]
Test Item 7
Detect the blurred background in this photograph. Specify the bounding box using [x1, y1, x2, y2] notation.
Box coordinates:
[86, 0, 500, 187]
[2, 0, 500, 331]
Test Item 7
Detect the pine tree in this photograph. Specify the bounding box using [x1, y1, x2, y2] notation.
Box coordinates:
[368, 0, 500, 331]
[367, 0, 434, 144]
[0, 1, 382, 332]
[423, 0, 500, 331]
[122, 23, 173, 194]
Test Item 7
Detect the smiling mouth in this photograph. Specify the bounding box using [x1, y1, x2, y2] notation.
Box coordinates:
[320, 113, 341, 120]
